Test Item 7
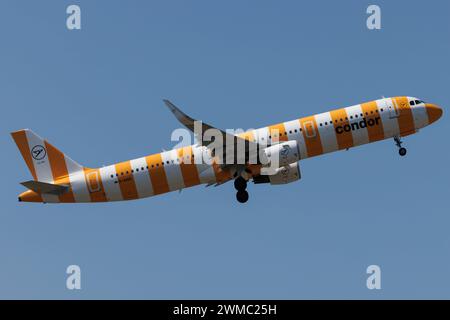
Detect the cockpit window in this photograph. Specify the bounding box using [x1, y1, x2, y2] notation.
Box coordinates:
[410, 100, 415, 106]
[415, 100, 421, 104]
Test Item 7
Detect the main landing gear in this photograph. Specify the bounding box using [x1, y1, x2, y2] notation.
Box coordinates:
[234, 176, 249, 203]
[394, 136, 407, 157]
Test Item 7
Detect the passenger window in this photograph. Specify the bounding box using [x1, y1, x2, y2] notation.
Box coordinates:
[415, 100, 421, 104]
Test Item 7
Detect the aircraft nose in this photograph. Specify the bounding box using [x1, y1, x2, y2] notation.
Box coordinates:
[426, 103, 443, 124]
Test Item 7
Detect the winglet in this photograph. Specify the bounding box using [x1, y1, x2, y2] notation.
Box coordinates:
[163, 99, 197, 130]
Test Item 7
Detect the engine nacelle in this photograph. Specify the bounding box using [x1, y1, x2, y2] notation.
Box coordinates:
[254, 162, 301, 185]
[263, 140, 300, 167]
[269, 162, 301, 185]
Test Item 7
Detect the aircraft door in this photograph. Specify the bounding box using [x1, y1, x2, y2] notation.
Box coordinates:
[87, 171, 101, 193]
[303, 121, 316, 138]
[385, 99, 400, 119]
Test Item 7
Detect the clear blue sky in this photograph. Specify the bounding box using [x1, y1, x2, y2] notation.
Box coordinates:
[0, 0, 449, 299]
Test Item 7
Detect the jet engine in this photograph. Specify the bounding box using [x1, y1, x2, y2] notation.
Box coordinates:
[254, 162, 301, 185]
[268, 162, 301, 185]
[263, 140, 300, 167]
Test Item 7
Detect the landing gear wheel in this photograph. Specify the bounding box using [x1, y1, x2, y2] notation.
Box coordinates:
[236, 190, 249, 203]
[394, 136, 407, 157]
[234, 177, 247, 191]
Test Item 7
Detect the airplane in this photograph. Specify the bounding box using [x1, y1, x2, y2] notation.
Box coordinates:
[12, 96, 442, 204]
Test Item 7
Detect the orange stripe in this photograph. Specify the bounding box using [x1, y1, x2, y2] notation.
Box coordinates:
[11, 130, 37, 180]
[238, 131, 255, 142]
[359, 101, 385, 142]
[299, 116, 323, 157]
[329, 108, 353, 149]
[393, 97, 416, 136]
[212, 160, 232, 183]
[45, 141, 75, 203]
[53, 175, 76, 203]
[145, 153, 170, 195]
[268, 123, 288, 143]
[177, 146, 201, 188]
[115, 161, 139, 200]
[83, 168, 107, 202]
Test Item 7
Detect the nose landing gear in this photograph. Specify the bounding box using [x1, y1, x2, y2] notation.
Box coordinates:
[234, 176, 249, 203]
[394, 136, 407, 156]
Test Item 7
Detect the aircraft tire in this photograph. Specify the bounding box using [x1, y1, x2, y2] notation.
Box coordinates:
[236, 190, 249, 203]
[234, 177, 247, 191]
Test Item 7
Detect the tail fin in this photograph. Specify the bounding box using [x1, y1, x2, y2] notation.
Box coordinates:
[11, 129, 83, 182]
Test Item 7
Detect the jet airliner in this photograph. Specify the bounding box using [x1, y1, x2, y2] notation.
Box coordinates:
[12, 96, 442, 203]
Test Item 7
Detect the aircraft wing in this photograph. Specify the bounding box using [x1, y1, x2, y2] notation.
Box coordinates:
[163, 99, 261, 167]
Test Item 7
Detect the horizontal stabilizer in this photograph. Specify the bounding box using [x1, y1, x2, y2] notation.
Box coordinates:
[20, 180, 69, 195]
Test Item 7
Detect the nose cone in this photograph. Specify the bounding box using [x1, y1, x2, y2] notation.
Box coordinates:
[426, 103, 443, 124]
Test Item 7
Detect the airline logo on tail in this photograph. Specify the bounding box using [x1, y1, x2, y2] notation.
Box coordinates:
[31, 145, 46, 161]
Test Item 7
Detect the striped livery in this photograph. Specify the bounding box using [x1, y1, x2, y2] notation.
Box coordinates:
[12, 96, 442, 203]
